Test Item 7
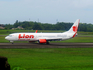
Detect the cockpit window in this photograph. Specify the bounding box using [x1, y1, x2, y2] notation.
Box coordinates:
[8, 35, 12, 37]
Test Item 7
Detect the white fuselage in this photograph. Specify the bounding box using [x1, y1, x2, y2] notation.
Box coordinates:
[5, 32, 74, 41]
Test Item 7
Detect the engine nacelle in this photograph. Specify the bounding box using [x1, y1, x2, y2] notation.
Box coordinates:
[39, 39, 47, 43]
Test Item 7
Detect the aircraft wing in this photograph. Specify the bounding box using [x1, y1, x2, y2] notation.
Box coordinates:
[38, 37, 62, 41]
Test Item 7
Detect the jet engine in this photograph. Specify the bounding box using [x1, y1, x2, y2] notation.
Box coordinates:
[39, 39, 47, 43]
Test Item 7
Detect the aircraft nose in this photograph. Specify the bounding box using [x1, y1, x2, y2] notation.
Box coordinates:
[5, 36, 8, 40]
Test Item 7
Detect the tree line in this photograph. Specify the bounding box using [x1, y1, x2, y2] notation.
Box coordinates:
[4, 20, 93, 32]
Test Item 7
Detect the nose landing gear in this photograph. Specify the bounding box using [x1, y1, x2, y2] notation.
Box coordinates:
[10, 41, 14, 44]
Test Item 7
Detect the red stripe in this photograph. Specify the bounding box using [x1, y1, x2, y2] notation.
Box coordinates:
[72, 32, 77, 38]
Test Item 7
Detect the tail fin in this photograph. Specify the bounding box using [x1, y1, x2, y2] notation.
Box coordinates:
[66, 19, 80, 38]
[68, 19, 80, 33]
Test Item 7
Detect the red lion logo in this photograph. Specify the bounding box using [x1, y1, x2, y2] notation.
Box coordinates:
[73, 26, 77, 32]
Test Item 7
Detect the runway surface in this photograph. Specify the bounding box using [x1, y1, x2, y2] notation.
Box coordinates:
[0, 43, 93, 48]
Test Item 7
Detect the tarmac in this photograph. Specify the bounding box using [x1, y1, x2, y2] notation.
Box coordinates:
[0, 43, 93, 48]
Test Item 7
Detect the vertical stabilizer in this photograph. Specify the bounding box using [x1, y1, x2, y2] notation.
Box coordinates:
[68, 19, 80, 33]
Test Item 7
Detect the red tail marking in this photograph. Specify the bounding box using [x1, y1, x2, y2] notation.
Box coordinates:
[72, 32, 77, 38]
[73, 26, 77, 32]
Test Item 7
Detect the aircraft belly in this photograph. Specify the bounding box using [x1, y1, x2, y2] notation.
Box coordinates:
[45, 37, 62, 41]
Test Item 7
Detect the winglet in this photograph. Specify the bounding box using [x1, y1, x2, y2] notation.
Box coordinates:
[35, 30, 38, 33]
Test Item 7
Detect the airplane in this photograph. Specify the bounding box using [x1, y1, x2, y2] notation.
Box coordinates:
[5, 19, 80, 44]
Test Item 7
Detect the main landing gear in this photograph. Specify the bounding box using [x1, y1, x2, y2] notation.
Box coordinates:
[46, 41, 49, 45]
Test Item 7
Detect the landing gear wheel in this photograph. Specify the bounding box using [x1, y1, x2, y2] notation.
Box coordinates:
[46, 42, 49, 44]
[10, 41, 14, 44]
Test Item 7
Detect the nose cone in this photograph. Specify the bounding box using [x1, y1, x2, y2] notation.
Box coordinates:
[5, 36, 8, 40]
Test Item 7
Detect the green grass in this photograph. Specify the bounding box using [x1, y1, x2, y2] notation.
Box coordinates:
[1, 30, 93, 70]
[1, 29, 93, 35]
[0, 30, 64, 35]
[0, 36, 9, 43]
[1, 48, 93, 70]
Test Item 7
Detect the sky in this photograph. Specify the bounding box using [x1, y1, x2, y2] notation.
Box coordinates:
[0, 0, 93, 24]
